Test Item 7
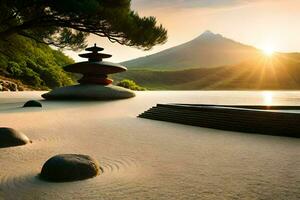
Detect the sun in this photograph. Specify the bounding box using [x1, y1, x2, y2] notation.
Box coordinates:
[261, 45, 275, 56]
[262, 92, 273, 105]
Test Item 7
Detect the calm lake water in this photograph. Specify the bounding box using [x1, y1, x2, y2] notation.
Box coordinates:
[130, 90, 300, 107]
[1, 90, 300, 106]
[198, 91, 300, 106]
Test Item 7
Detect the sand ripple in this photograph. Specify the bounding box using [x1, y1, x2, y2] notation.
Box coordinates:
[0, 156, 141, 200]
[101, 157, 139, 173]
[0, 91, 299, 199]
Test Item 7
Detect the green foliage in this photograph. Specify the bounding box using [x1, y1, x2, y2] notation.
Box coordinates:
[7, 61, 22, 77]
[21, 68, 43, 86]
[117, 79, 146, 91]
[0, 35, 75, 89]
[0, 0, 167, 50]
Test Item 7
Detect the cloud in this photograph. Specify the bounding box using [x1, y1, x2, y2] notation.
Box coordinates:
[132, 0, 262, 9]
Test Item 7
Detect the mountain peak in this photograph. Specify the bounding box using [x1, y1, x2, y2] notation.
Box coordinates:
[123, 31, 258, 70]
[202, 30, 215, 36]
[197, 30, 223, 40]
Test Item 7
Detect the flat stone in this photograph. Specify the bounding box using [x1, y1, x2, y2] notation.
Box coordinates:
[23, 100, 42, 107]
[40, 154, 101, 182]
[64, 61, 127, 74]
[42, 84, 135, 100]
[78, 76, 113, 85]
[79, 52, 112, 60]
[85, 45, 104, 52]
[0, 127, 31, 148]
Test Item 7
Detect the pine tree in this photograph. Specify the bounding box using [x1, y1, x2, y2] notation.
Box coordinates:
[0, 0, 167, 50]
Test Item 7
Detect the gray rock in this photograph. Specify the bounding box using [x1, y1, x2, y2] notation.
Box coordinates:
[42, 84, 135, 100]
[40, 154, 101, 182]
[8, 83, 18, 91]
[0, 127, 31, 148]
[2, 81, 9, 88]
[17, 85, 24, 91]
[0, 80, 20, 92]
[2, 87, 10, 91]
[23, 100, 42, 107]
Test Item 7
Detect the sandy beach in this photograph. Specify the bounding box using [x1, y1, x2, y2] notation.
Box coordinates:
[0, 91, 299, 200]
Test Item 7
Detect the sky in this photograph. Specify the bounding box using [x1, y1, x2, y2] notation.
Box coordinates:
[64, 0, 300, 63]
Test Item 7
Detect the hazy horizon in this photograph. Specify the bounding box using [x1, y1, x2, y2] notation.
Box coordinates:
[64, 0, 300, 63]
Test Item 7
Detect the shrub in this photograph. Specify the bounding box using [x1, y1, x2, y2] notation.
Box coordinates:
[7, 61, 22, 77]
[26, 58, 42, 73]
[117, 79, 146, 91]
[21, 68, 43, 86]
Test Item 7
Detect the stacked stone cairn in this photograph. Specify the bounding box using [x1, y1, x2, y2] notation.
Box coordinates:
[42, 44, 135, 100]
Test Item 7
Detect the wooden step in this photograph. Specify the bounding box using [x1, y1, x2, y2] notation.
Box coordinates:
[138, 104, 300, 138]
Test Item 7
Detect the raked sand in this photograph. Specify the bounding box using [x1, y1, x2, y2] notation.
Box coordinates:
[0, 91, 299, 200]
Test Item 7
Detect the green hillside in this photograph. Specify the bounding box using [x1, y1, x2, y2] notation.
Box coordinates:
[115, 53, 300, 90]
[0, 35, 75, 90]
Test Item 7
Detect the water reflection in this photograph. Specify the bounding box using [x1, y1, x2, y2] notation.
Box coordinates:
[262, 92, 273, 105]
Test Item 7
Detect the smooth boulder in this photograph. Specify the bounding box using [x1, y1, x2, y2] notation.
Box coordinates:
[40, 154, 101, 182]
[42, 84, 135, 100]
[23, 100, 42, 107]
[0, 127, 31, 148]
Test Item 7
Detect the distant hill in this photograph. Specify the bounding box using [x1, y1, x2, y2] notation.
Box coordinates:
[114, 53, 300, 90]
[122, 30, 260, 70]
